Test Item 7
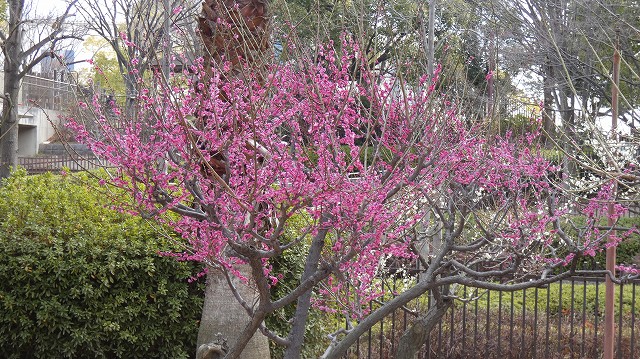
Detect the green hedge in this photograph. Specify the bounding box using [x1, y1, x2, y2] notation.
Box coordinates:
[0, 170, 204, 358]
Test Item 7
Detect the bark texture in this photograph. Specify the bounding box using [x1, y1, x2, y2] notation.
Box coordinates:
[395, 298, 453, 359]
[0, 0, 24, 180]
[283, 225, 329, 359]
[198, 0, 270, 80]
[196, 265, 270, 359]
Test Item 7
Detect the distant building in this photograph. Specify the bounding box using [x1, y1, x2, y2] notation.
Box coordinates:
[39, 50, 75, 81]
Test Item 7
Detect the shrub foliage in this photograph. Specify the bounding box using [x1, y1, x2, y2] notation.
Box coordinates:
[0, 170, 204, 358]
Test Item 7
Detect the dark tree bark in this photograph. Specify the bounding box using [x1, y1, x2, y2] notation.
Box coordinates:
[395, 296, 453, 359]
[0, 0, 22, 179]
[198, 0, 270, 81]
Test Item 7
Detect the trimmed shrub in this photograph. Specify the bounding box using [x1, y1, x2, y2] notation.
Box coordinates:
[0, 170, 204, 359]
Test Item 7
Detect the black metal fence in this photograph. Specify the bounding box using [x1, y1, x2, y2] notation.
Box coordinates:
[18, 155, 107, 174]
[344, 275, 639, 359]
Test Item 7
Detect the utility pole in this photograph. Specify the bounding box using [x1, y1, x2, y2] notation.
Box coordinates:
[162, 0, 171, 80]
[604, 30, 620, 359]
[486, 32, 495, 121]
[427, 0, 436, 80]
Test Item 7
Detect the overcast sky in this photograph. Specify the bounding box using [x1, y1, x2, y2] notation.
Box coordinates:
[30, 0, 69, 17]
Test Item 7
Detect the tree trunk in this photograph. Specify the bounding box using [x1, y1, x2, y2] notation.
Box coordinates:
[196, 265, 270, 359]
[283, 225, 329, 359]
[0, 0, 24, 180]
[426, 0, 436, 79]
[124, 76, 138, 121]
[395, 297, 452, 359]
[542, 58, 555, 144]
[0, 81, 20, 180]
[558, 83, 577, 180]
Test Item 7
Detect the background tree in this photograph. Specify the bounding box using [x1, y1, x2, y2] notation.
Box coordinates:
[74, 0, 199, 114]
[479, 0, 640, 139]
[0, 0, 80, 179]
[272, 0, 517, 124]
[0, 1, 6, 23]
[80, 36, 127, 96]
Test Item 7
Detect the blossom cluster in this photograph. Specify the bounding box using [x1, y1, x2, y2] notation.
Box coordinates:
[68, 40, 630, 314]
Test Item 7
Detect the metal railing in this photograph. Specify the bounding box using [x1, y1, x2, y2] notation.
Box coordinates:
[20, 74, 77, 111]
[18, 155, 107, 174]
[343, 274, 639, 359]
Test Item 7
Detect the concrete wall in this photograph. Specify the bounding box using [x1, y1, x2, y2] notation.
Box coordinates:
[17, 106, 65, 156]
[17, 124, 37, 156]
[38, 142, 92, 157]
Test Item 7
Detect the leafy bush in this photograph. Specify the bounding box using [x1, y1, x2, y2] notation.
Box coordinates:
[497, 113, 536, 137]
[566, 216, 640, 269]
[0, 170, 204, 359]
